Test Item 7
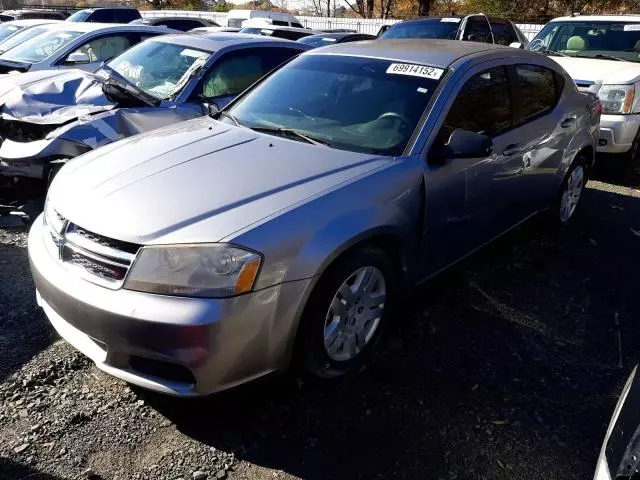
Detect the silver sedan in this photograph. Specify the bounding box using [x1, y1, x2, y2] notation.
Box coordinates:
[29, 40, 601, 396]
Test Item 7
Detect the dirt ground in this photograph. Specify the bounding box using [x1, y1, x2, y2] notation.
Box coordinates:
[1, 170, 639, 480]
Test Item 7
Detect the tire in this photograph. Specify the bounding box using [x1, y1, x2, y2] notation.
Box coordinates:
[295, 245, 398, 379]
[553, 155, 588, 225]
[623, 134, 640, 180]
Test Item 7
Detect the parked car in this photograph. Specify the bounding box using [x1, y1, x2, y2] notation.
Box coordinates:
[66, 8, 141, 24]
[594, 366, 640, 479]
[29, 40, 600, 396]
[0, 19, 60, 45]
[131, 16, 219, 31]
[0, 33, 310, 186]
[380, 15, 529, 47]
[0, 9, 67, 21]
[226, 9, 302, 28]
[298, 32, 376, 48]
[0, 20, 63, 56]
[0, 23, 173, 74]
[240, 25, 317, 40]
[321, 29, 357, 33]
[527, 15, 640, 174]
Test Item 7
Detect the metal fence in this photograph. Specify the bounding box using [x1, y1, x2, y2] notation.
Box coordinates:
[140, 10, 544, 39]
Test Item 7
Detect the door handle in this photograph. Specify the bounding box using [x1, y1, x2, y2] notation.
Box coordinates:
[502, 144, 522, 156]
[560, 117, 576, 128]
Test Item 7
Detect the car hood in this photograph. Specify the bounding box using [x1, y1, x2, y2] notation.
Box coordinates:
[550, 56, 640, 87]
[0, 68, 115, 125]
[49, 117, 393, 245]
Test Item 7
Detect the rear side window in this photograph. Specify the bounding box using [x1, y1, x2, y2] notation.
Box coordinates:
[490, 21, 515, 45]
[161, 19, 203, 31]
[272, 20, 288, 26]
[463, 17, 491, 42]
[292, 22, 303, 28]
[88, 10, 112, 22]
[116, 10, 141, 22]
[515, 64, 558, 121]
[441, 66, 512, 138]
[273, 30, 309, 40]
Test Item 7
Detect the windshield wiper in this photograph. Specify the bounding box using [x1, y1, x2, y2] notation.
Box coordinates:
[537, 49, 570, 57]
[591, 53, 625, 62]
[250, 126, 330, 147]
[217, 111, 242, 126]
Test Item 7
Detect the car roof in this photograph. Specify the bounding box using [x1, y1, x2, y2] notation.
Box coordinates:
[307, 39, 510, 68]
[76, 7, 138, 11]
[246, 25, 316, 33]
[152, 31, 309, 51]
[390, 15, 512, 26]
[33, 22, 170, 34]
[549, 14, 640, 22]
[1, 19, 61, 26]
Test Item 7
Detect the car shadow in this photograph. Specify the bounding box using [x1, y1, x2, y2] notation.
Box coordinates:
[0, 457, 65, 480]
[0, 228, 56, 382]
[100, 183, 640, 479]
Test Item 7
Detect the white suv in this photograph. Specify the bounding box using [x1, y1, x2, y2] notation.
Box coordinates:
[529, 15, 640, 172]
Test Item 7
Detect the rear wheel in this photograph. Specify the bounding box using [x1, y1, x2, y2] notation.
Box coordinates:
[296, 246, 397, 379]
[555, 156, 588, 224]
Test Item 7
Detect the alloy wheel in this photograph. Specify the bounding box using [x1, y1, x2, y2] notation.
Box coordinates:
[559, 165, 585, 223]
[323, 266, 386, 362]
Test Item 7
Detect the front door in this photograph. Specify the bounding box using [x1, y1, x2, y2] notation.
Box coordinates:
[422, 65, 525, 274]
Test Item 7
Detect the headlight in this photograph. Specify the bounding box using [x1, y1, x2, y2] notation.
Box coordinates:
[43, 198, 65, 234]
[598, 84, 635, 114]
[124, 244, 262, 298]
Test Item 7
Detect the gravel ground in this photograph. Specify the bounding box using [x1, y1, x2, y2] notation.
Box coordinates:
[1, 172, 640, 480]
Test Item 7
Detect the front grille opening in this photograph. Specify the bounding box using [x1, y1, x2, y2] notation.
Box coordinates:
[72, 225, 140, 255]
[62, 246, 128, 281]
[129, 356, 196, 386]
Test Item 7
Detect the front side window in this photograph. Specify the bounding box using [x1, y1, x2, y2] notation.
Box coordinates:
[108, 40, 212, 100]
[463, 17, 491, 42]
[65, 33, 136, 64]
[88, 10, 113, 22]
[2, 29, 83, 63]
[226, 54, 442, 156]
[515, 65, 558, 121]
[440, 66, 511, 141]
[380, 19, 459, 40]
[528, 21, 640, 62]
[162, 19, 202, 31]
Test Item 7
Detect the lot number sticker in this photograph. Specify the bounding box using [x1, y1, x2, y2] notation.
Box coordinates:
[386, 63, 444, 80]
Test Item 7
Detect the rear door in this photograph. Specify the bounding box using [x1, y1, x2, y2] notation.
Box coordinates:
[509, 63, 575, 212]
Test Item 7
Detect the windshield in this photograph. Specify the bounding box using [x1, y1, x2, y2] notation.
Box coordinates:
[298, 35, 339, 47]
[528, 21, 640, 62]
[380, 19, 460, 39]
[2, 29, 82, 63]
[0, 23, 23, 43]
[0, 26, 47, 54]
[107, 40, 212, 100]
[240, 27, 273, 35]
[226, 55, 442, 156]
[66, 10, 91, 22]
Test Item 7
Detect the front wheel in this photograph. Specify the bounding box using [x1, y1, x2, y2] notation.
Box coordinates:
[296, 246, 397, 379]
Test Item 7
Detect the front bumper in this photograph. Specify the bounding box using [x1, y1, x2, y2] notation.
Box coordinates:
[597, 114, 640, 154]
[28, 216, 314, 396]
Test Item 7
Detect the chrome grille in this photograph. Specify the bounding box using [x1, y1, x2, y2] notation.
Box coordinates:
[46, 209, 140, 289]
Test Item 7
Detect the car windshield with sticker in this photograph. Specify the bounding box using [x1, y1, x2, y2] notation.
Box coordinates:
[225, 54, 442, 156]
[528, 20, 640, 62]
[379, 18, 460, 40]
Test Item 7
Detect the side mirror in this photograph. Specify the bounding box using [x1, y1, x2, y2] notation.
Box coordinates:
[430, 129, 493, 164]
[509, 42, 524, 49]
[65, 51, 91, 64]
[204, 102, 220, 116]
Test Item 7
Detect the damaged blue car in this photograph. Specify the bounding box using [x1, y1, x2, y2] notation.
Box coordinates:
[0, 32, 310, 186]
